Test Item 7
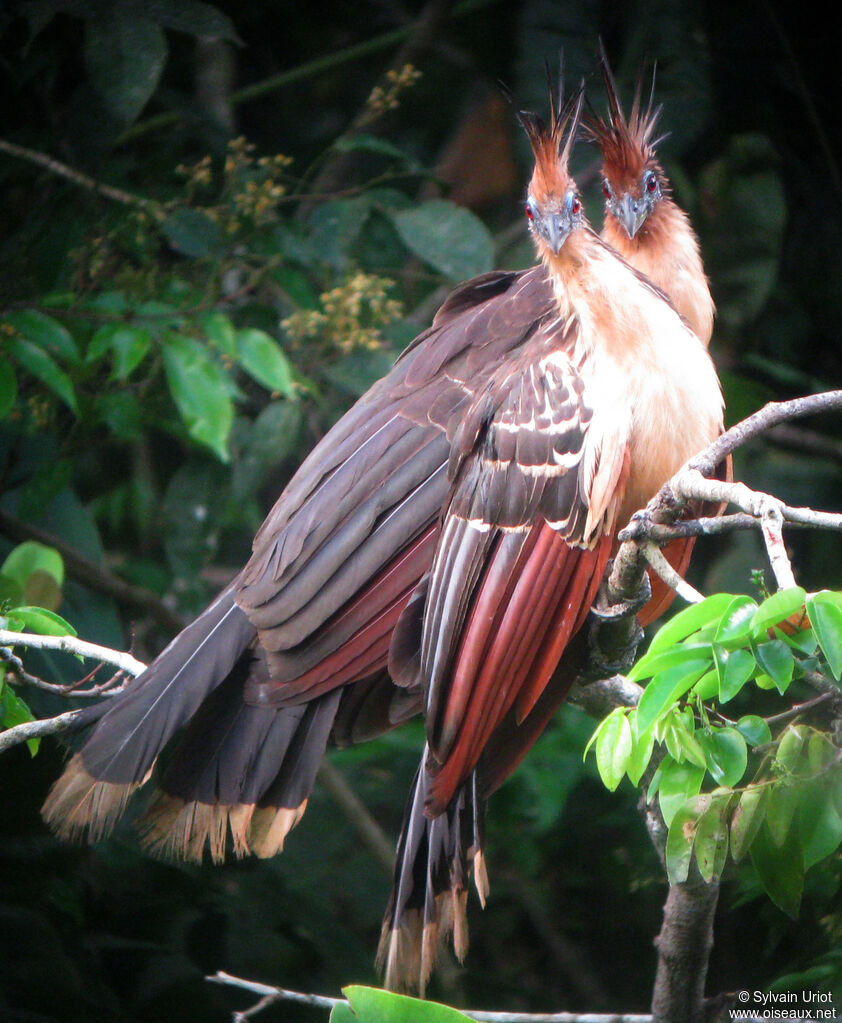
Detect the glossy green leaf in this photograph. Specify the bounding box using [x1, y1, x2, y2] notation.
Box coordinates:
[390, 200, 494, 281]
[594, 707, 632, 791]
[750, 821, 803, 917]
[5, 337, 77, 412]
[0, 358, 16, 418]
[717, 647, 756, 702]
[665, 795, 710, 884]
[658, 758, 705, 828]
[776, 725, 808, 773]
[713, 595, 758, 649]
[753, 639, 794, 694]
[162, 334, 233, 461]
[692, 668, 719, 700]
[806, 592, 842, 680]
[636, 659, 710, 733]
[626, 715, 655, 786]
[736, 715, 772, 747]
[628, 642, 712, 683]
[751, 587, 807, 635]
[4, 309, 79, 363]
[700, 727, 748, 787]
[730, 783, 770, 861]
[162, 207, 221, 258]
[12, 607, 76, 637]
[236, 329, 294, 396]
[646, 593, 738, 659]
[343, 985, 472, 1022]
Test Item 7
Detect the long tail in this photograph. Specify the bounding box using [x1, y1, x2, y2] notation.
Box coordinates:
[41, 587, 341, 861]
[377, 752, 487, 994]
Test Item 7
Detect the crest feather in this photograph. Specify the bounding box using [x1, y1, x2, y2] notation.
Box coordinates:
[585, 41, 665, 186]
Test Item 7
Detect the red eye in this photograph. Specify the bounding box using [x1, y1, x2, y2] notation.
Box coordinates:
[524, 202, 535, 221]
[602, 180, 611, 199]
[646, 173, 658, 193]
[571, 197, 581, 215]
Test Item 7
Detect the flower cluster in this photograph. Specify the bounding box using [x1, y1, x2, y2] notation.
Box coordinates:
[361, 64, 422, 125]
[283, 272, 403, 354]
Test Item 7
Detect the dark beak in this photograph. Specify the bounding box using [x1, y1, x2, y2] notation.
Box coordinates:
[616, 194, 647, 239]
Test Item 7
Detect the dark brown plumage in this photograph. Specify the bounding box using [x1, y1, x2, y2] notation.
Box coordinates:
[43, 68, 724, 996]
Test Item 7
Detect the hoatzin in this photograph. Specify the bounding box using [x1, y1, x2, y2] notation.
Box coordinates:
[43, 76, 723, 993]
[585, 46, 714, 346]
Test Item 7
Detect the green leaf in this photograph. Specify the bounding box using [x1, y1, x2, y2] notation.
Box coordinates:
[659, 758, 705, 828]
[798, 781, 842, 869]
[4, 309, 79, 363]
[806, 592, 842, 680]
[753, 639, 794, 694]
[334, 133, 412, 162]
[736, 715, 772, 747]
[626, 714, 655, 786]
[776, 725, 808, 773]
[806, 732, 838, 774]
[390, 200, 494, 281]
[85, 11, 167, 125]
[692, 668, 719, 700]
[646, 593, 739, 659]
[665, 795, 710, 884]
[700, 727, 748, 787]
[628, 642, 713, 684]
[343, 986, 472, 1022]
[329, 1005, 357, 1023]
[88, 323, 152, 379]
[751, 587, 807, 635]
[750, 821, 803, 917]
[712, 594, 759, 648]
[730, 783, 770, 861]
[0, 358, 18, 418]
[162, 208, 221, 258]
[695, 790, 732, 882]
[200, 311, 238, 358]
[662, 717, 708, 770]
[162, 334, 233, 461]
[766, 781, 800, 848]
[2, 542, 64, 590]
[716, 647, 756, 702]
[636, 659, 710, 733]
[5, 337, 77, 412]
[236, 329, 294, 396]
[594, 708, 632, 791]
[1, 687, 39, 756]
[13, 607, 76, 637]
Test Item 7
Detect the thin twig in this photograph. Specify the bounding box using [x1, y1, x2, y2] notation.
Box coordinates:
[642, 542, 704, 604]
[0, 646, 130, 698]
[0, 629, 146, 676]
[0, 709, 89, 755]
[0, 138, 159, 211]
[207, 971, 655, 1022]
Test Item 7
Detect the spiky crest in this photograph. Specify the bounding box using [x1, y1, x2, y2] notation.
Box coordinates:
[585, 41, 666, 191]
[514, 64, 585, 204]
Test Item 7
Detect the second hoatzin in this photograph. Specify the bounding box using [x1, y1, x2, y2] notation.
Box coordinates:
[586, 45, 714, 346]
[42, 73, 723, 991]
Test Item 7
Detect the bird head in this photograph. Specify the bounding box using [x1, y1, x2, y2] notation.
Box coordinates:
[515, 71, 586, 258]
[585, 44, 668, 240]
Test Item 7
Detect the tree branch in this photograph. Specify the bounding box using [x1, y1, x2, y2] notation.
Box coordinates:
[0, 629, 146, 676]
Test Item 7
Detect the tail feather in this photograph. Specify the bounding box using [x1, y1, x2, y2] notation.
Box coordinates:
[42, 586, 257, 842]
[378, 756, 486, 994]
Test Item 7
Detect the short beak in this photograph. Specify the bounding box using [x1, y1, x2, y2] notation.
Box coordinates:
[616, 195, 647, 239]
[543, 213, 571, 255]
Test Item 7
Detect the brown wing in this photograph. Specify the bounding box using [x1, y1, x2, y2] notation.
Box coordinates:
[419, 339, 622, 814]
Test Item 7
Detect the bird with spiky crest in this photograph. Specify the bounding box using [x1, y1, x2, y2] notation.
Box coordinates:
[378, 71, 723, 991]
[585, 43, 715, 345]
[42, 60, 722, 997]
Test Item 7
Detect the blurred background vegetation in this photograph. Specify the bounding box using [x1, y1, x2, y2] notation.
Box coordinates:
[1, 0, 842, 1020]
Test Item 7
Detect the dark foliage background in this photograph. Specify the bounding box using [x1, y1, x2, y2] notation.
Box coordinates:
[1, 1, 842, 1020]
